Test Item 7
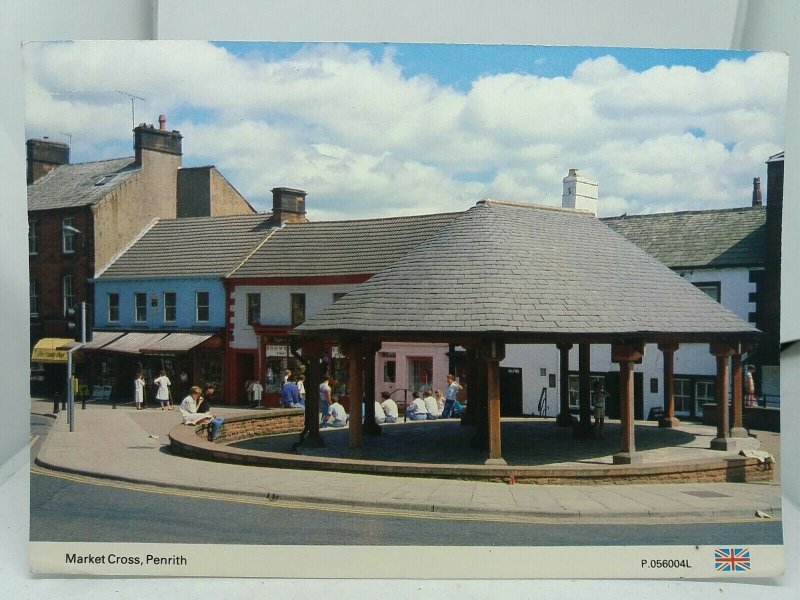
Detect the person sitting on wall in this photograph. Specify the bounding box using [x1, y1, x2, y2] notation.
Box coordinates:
[280, 375, 303, 408]
[327, 397, 349, 427]
[380, 391, 399, 423]
[374, 398, 386, 425]
[434, 389, 446, 415]
[422, 389, 439, 420]
[196, 383, 215, 413]
[180, 386, 224, 441]
[405, 391, 429, 421]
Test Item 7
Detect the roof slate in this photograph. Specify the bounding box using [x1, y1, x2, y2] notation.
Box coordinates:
[97, 213, 275, 279]
[229, 212, 459, 278]
[602, 207, 765, 269]
[27, 157, 140, 211]
[296, 200, 758, 340]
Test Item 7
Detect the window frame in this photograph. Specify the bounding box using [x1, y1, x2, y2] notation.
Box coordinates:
[246, 292, 261, 326]
[108, 293, 120, 323]
[196, 291, 210, 323]
[62, 216, 77, 254]
[30, 278, 39, 316]
[163, 292, 177, 323]
[290, 293, 306, 327]
[62, 274, 74, 315]
[29, 220, 39, 255]
[134, 292, 147, 323]
[692, 281, 721, 304]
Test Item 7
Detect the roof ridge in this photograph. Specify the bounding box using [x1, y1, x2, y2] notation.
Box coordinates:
[602, 206, 765, 220]
[65, 156, 136, 167]
[286, 210, 464, 227]
[226, 227, 281, 277]
[478, 198, 594, 215]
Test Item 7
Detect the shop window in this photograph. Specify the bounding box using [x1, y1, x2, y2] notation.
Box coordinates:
[135, 292, 147, 322]
[164, 292, 177, 322]
[247, 293, 261, 325]
[568, 373, 606, 409]
[674, 378, 692, 415]
[196, 291, 210, 322]
[695, 380, 715, 417]
[108, 293, 120, 322]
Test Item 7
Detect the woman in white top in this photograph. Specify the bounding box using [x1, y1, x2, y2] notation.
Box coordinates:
[134, 371, 145, 410]
[153, 370, 172, 411]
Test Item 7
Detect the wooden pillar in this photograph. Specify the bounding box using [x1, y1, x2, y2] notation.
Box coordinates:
[556, 343, 574, 426]
[292, 343, 326, 449]
[730, 350, 748, 438]
[575, 342, 592, 437]
[461, 347, 480, 427]
[612, 343, 644, 464]
[346, 342, 364, 453]
[484, 340, 506, 465]
[658, 341, 680, 428]
[709, 343, 736, 451]
[362, 342, 381, 436]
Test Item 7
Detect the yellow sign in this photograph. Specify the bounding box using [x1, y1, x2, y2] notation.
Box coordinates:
[30, 338, 74, 364]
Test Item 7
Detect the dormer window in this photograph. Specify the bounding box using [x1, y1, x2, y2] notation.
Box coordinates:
[95, 174, 116, 186]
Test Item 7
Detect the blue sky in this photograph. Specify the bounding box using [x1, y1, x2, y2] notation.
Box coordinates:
[24, 41, 786, 219]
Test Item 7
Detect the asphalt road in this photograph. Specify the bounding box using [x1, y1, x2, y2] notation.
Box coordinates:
[28, 413, 783, 547]
[30, 469, 783, 546]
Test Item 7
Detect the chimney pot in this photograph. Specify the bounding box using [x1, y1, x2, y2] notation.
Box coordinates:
[752, 177, 763, 207]
[159, 114, 166, 130]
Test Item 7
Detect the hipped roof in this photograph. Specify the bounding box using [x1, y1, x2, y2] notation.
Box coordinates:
[295, 200, 760, 344]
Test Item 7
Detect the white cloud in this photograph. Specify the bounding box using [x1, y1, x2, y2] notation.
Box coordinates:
[24, 42, 788, 220]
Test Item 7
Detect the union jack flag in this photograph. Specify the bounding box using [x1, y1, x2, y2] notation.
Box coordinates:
[715, 548, 751, 572]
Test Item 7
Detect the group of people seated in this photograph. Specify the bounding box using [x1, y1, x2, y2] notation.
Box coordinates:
[404, 389, 464, 421]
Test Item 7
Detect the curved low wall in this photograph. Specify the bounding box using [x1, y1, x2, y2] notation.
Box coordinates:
[169, 411, 775, 485]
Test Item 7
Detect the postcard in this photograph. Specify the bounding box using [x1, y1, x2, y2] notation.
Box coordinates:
[24, 40, 787, 579]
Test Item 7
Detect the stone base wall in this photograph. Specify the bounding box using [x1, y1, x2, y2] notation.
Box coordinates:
[170, 411, 774, 485]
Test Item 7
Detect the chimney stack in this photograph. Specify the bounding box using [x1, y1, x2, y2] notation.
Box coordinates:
[752, 177, 763, 207]
[561, 168, 598, 216]
[26, 137, 70, 184]
[134, 115, 182, 165]
[271, 187, 307, 225]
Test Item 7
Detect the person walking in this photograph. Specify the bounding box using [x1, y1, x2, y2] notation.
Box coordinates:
[153, 370, 172, 411]
[592, 381, 607, 439]
[296, 374, 307, 406]
[133, 371, 145, 410]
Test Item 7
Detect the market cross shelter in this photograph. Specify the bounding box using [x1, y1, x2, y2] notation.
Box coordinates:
[293, 199, 761, 465]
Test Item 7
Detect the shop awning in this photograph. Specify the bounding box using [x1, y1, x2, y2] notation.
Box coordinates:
[80, 331, 126, 350]
[100, 332, 169, 354]
[31, 338, 75, 364]
[141, 332, 215, 353]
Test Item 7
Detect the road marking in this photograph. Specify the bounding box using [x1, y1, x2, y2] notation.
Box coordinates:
[29, 465, 779, 526]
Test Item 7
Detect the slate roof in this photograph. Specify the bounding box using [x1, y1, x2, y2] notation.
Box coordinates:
[229, 212, 459, 278]
[602, 207, 766, 269]
[295, 200, 759, 341]
[97, 213, 275, 279]
[27, 157, 141, 211]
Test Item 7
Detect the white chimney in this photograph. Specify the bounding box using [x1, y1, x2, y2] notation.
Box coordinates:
[561, 168, 598, 216]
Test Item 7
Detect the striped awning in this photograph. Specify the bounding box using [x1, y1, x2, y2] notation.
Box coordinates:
[100, 332, 168, 354]
[80, 331, 126, 350]
[141, 332, 215, 353]
[31, 338, 75, 363]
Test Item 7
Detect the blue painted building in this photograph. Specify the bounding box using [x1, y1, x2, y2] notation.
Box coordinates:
[87, 213, 277, 402]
